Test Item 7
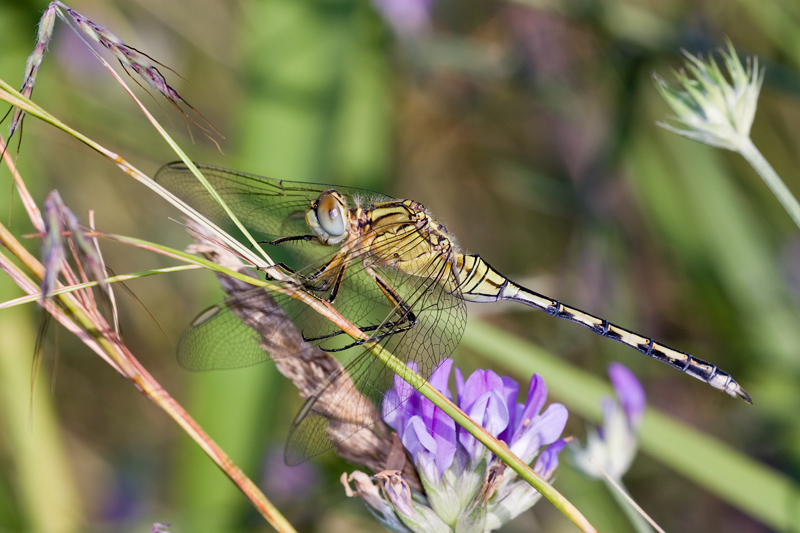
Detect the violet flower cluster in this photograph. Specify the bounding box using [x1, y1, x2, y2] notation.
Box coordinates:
[346, 359, 568, 532]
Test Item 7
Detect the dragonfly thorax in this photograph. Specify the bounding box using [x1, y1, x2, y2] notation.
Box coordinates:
[355, 198, 460, 285]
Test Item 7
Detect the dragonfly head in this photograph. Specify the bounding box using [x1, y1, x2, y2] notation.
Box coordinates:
[307, 190, 350, 245]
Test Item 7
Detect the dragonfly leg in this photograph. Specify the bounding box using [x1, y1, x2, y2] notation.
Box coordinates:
[262, 262, 298, 279]
[315, 320, 419, 352]
[263, 235, 316, 245]
[263, 250, 350, 303]
[303, 267, 419, 349]
[304, 317, 418, 346]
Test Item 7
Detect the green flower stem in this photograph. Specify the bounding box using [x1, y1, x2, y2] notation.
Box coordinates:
[602, 477, 657, 533]
[737, 137, 800, 230]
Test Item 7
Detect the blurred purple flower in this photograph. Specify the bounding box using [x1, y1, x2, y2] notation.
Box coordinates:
[371, 0, 433, 37]
[570, 363, 646, 480]
[608, 362, 646, 429]
[262, 446, 317, 504]
[367, 359, 568, 531]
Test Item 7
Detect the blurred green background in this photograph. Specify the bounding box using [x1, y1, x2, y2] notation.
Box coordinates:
[2, 0, 800, 531]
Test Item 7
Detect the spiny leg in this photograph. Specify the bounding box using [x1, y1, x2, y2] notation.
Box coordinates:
[261, 241, 350, 302]
[303, 266, 418, 349]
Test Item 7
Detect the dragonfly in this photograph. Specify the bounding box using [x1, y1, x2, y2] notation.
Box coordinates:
[155, 162, 751, 464]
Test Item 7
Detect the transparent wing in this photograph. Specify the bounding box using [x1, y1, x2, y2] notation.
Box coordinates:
[175, 226, 461, 368]
[174, 228, 467, 463]
[176, 294, 275, 371]
[284, 245, 467, 464]
[155, 162, 394, 239]
[175, 287, 311, 371]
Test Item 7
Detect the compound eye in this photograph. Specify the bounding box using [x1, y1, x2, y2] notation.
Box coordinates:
[316, 192, 346, 237]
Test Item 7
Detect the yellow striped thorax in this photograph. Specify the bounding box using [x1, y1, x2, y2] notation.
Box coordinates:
[307, 192, 460, 285]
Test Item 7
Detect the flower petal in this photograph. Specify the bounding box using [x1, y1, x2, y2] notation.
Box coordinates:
[509, 403, 568, 462]
[429, 359, 454, 395]
[508, 374, 546, 444]
[459, 391, 510, 464]
[533, 438, 567, 480]
[498, 376, 520, 443]
[608, 363, 645, 428]
[458, 369, 488, 412]
[402, 416, 437, 456]
[384, 361, 422, 435]
[402, 416, 441, 482]
[430, 407, 457, 477]
[419, 359, 453, 427]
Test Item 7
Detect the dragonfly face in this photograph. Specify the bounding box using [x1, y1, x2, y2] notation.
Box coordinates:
[155, 162, 750, 465]
[306, 190, 350, 245]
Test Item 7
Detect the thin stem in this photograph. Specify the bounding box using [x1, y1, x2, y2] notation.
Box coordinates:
[601, 476, 659, 533]
[126, 354, 297, 533]
[0, 265, 201, 309]
[737, 137, 800, 230]
[0, 81, 262, 269]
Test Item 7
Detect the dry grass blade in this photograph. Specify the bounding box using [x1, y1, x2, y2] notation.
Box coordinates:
[7, 2, 220, 145]
[0, 138, 296, 532]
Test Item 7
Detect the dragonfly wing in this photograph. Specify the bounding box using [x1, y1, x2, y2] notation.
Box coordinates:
[156, 162, 402, 271]
[176, 288, 296, 370]
[155, 162, 316, 241]
[155, 162, 395, 238]
[284, 361, 382, 466]
[284, 250, 467, 464]
[171, 244, 391, 371]
[174, 264, 398, 371]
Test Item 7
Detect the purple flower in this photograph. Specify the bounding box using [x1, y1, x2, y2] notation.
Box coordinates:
[534, 438, 568, 480]
[368, 359, 568, 531]
[371, 0, 433, 37]
[454, 368, 511, 465]
[608, 362, 646, 429]
[570, 363, 646, 480]
[262, 446, 317, 504]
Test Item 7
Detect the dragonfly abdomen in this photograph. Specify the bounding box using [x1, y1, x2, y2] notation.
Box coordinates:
[456, 254, 751, 403]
